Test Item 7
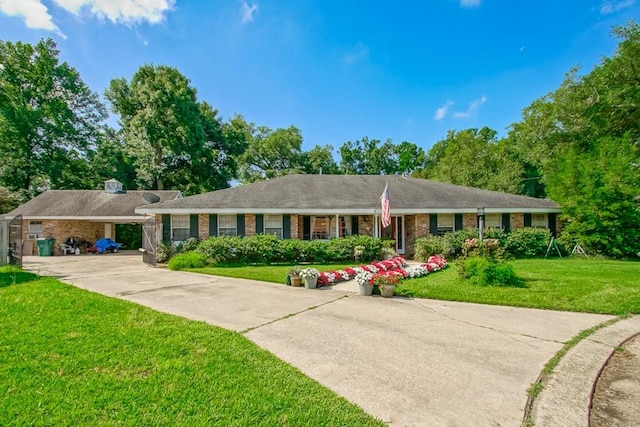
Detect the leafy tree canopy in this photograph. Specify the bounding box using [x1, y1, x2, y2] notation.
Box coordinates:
[104, 65, 246, 194]
[0, 38, 106, 201]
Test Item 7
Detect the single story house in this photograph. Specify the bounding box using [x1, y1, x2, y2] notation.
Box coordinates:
[135, 174, 561, 256]
[3, 179, 181, 255]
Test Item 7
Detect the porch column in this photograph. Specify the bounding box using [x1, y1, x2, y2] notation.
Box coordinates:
[335, 214, 339, 239]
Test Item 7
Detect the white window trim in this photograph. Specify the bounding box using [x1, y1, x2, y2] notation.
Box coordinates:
[437, 214, 455, 235]
[218, 214, 237, 237]
[28, 221, 43, 238]
[171, 214, 190, 241]
[264, 214, 283, 239]
[531, 213, 548, 228]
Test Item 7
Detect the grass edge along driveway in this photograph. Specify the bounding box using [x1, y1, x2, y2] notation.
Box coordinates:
[191, 258, 640, 315]
[0, 267, 383, 426]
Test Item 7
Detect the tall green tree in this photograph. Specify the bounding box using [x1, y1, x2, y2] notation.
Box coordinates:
[509, 21, 640, 256]
[395, 141, 426, 174]
[0, 186, 18, 214]
[0, 38, 106, 200]
[339, 137, 397, 175]
[105, 65, 245, 194]
[238, 124, 304, 183]
[302, 144, 340, 175]
[420, 127, 524, 194]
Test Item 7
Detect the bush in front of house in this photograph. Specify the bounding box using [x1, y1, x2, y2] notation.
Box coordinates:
[156, 241, 174, 264]
[503, 228, 552, 257]
[168, 251, 209, 270]
[414, 235, 447, 262]
[194, 234, 387, 265]
[195, 235, 242, 265]
[458, 256, 523, 287]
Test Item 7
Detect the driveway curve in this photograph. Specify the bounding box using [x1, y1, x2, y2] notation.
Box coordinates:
[24, 254, 612, 426]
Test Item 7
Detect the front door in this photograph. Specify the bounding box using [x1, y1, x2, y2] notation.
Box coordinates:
[380, 216, 405, 255]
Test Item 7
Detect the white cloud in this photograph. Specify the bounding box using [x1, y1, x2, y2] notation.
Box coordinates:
[460, 0, 481, 8]
[240, 0, 258, 24]
[600, 0, 635, 14]
[54, 0, 175, 25]
[344, 42, 369, 65]
[0, 0, 62, 34]
[433, 101, 454, 120]
[0, 0, 174, 35]
[453, 96, 487, 119]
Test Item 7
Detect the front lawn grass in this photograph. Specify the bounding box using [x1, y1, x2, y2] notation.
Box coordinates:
[396, 258, 640, 315]
[190, 263, 354, 284]
[0, 267, 382, 426]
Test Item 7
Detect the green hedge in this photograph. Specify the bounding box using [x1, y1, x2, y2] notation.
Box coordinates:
[195, 234, 385, 265]
[168, 251, 209, 270]
[414, 227, 552, 260]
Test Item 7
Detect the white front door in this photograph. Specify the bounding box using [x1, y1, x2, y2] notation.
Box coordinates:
[104, 223, 112, 239]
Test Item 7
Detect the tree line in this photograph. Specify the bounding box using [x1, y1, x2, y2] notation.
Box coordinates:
[1, 22, 638, 257]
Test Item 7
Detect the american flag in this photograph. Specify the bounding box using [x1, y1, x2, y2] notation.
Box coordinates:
[380, 183, 391, 228]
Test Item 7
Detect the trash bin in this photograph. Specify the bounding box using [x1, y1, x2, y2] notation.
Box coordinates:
[36, 238, 55, 256]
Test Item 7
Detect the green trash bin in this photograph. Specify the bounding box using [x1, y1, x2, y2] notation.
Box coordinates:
[36, 238, 55, 256]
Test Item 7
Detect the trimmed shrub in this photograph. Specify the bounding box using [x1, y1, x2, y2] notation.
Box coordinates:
[196, 236, 242, 265]
[156, 241, 174, 264]
[442, 229, 480, 258]
[504, 227, 551, 258]
[237, 234, 281, 264]
[414, 235, 447, 262]
[168, 251, 208, 270]
[176, 237, 200, 253]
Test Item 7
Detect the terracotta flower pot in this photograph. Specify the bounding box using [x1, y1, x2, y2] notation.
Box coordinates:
[380, 284, 395, 298]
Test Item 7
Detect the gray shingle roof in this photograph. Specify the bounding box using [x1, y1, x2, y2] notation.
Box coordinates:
[135, 175, 559, 214]
[4, 190, 181, 218]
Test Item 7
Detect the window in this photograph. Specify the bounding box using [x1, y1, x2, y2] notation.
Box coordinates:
[437, 214, 454, 236]
[264, 214, 283, 239]
[171, 215, 190, 241]
[532, 214, 548, 228]
[218, 214, 237, 237]
[485, 214, 501, 228]
[28, 221, 43, 239]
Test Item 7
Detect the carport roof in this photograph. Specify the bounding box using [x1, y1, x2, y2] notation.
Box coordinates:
[135, 174, 559, 215]
[4, 190, 181, 220]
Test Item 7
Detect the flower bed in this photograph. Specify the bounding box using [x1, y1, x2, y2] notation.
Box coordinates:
[317, 255, 447, 287]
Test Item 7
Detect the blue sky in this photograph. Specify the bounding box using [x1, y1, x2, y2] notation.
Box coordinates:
[1, 0, 639, 153]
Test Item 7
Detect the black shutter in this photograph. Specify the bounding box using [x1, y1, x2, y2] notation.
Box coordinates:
[548, 213, 557, 237]
[189, 214, 199, 238]
[303, 216, 311, 240]
[208, 214, 218, 237]
[524, 213, 532, 227]
[429, 214, 438, 235]
[162, 214, 171, 241]
[502, 213, 511, 233]
[237, 214, 245, 237]
[283, 214, 291, 239]
[351, 216, 359, 236]
[455, 214, 463, 231]
[256, 214, 264, 234]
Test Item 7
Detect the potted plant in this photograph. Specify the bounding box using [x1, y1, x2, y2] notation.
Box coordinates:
[355, 271, 374, 296]
[372, 273, 399, 298]
[287, 266, 302, 287]
[300, 268, 320, 289]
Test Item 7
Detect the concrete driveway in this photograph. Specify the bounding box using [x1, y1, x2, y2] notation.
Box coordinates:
[24, 254, 612, 426]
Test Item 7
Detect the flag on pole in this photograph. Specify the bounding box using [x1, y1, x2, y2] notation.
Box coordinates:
[380, 182, 391, 228]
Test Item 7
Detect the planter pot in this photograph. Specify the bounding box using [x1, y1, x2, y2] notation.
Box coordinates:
[358, 283, 374, 296]
[290, 276, 302, 287]
[380, 284, 395, 298]
[304, 277, 318, 289]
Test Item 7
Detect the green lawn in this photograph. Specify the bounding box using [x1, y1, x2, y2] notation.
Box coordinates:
[0, 266, 382, 426]
[396, 258, 640, 315]
[190, 263, 355, 284]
